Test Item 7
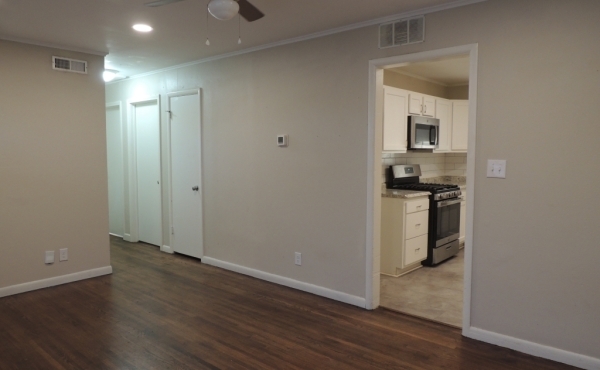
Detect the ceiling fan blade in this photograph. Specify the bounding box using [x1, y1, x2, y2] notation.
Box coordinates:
[237, 0, 264, 22]
[144, 0, 185, 7]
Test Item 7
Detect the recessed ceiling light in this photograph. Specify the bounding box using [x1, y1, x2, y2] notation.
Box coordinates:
[133, 24, 153, 32]
[103, 69, 118, 82]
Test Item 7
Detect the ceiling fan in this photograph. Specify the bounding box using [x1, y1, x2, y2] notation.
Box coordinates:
[144, 0, 265, 22]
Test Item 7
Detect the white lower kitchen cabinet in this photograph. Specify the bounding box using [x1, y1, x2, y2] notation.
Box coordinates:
[459, 190, 467, 245]
[381, 196, 430, 276]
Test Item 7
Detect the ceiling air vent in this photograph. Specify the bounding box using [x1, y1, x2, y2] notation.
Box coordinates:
[52, 56, 88, 74]
[379, 15, 425, 49]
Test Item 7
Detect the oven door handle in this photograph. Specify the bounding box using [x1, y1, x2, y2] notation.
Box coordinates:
[437, 197, 463, 208]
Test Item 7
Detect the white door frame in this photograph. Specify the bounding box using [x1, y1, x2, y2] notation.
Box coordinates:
[126, 96, 163, 244]
[164, 89, 204, 257]
[366, 44, 479, 334]
[105, 101, 125, 238]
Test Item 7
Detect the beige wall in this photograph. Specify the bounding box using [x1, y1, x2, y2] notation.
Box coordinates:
[383, 71, 469, 99]
[0, 40, 110, 289]
[107, 0, 600, 361]
[383, 70, 448, 97]
[447, 85, 469, 99]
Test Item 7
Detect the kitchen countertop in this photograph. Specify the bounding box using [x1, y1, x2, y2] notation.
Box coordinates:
[382, 189, 430, 199]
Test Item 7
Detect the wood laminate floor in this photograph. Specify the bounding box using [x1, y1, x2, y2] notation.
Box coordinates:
[0, 237, 576, 370]
[380, 249, 464, 328]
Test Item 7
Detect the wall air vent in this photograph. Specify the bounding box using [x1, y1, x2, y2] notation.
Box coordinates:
[379, 15, 425, 49]
[52, 56, 88, 74]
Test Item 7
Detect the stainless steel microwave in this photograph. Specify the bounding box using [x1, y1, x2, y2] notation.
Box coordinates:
[408, 115, 439, 150]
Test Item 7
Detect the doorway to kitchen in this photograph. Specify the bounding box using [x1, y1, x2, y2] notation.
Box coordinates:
[366, 44, 478, 332]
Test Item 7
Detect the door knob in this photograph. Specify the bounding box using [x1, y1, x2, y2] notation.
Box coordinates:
[192, 186, 199, 191]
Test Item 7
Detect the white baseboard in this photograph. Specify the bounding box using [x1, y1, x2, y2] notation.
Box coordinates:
[123, 233, 134, 242]
[201, 257, 366, 308]
[464, 327, 600, 370]
[109, 232, 123, 238]
[0, 266, 113, 298]
[160, 245, 174, 254]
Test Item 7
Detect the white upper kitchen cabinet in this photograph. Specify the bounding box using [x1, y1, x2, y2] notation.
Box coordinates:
[423, 95, 436, 117]
[434, 98, 452, 153]
[382, 86, 408, 152]
[408, 93, 436, 117]
[451, 100, 469, 152]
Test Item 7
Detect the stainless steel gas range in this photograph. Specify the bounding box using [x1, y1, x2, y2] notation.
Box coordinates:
[386, 164, 461, 266]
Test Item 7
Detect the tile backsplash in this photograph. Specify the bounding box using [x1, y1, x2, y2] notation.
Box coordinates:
[382, 152, 467, 182]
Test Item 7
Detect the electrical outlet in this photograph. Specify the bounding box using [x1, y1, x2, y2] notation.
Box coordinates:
[294, 252, 302, 266]
[45, 251, 55, 264]
[59, 248, 68, 262]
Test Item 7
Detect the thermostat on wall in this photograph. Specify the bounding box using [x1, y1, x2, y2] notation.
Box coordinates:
[277, 135, 288, 147]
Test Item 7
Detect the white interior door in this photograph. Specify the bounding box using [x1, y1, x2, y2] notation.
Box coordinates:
[106, 104, 124, 237]
[134, 101, 162, 246]
[169, 91, 203, 258]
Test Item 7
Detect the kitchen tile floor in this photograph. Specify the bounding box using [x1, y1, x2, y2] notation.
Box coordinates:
[380, 249, 464, 328]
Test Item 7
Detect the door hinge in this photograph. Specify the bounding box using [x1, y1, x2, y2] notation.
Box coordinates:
[171, 226, 174, 235]
[166, 110, 172, 119]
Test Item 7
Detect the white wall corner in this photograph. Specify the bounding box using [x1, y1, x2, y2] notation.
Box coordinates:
[0, 266, 113, 298]
[160, 245, 174, 254]
[201, 257, 366, 309]
[464, 327, 600, 370]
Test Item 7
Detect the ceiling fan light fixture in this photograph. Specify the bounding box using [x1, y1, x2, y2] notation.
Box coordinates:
[208, 0, 239, 21]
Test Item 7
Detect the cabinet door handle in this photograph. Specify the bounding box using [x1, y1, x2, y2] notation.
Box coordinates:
[416, 205, 422, 209]
[415, 224, 421, 227]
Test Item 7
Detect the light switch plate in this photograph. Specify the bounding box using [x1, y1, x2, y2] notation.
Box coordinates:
[45, 251, 55, 264]
[487, 159, 507, 178]
[59, 248, 68, 262]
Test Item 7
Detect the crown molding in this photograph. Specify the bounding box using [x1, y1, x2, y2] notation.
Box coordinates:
[0, 35, 108, 56]
[124, 0, 487, 82]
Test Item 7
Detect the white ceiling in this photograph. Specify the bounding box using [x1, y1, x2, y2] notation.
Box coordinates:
[0, 0, 476, 78]
[387, 55, 470, 86]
